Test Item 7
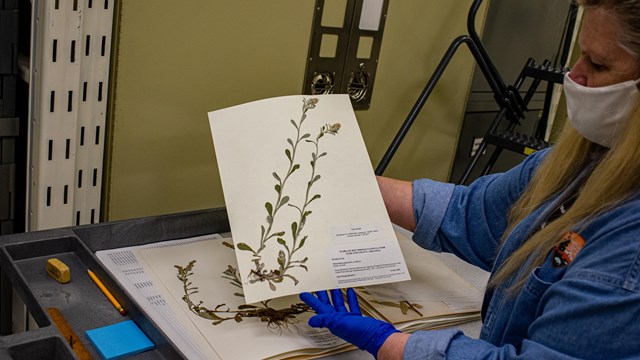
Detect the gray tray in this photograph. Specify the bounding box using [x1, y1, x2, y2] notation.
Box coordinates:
[0, 207, 231, 359]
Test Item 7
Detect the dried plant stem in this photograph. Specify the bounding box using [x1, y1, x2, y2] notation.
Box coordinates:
[249, 123, 340, 289]
[174, 260, 311, 334]
[236, 98, 341, 291]
[281, 123, 341, 278]
[254, 101, 313, 255]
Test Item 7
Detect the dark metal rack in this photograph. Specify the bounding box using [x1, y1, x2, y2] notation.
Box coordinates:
[0, 0, 20, 234]
[375, 0, 577, 185]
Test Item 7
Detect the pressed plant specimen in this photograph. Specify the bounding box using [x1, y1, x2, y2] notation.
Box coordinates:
[372, 299, 424, 317]
[174, 241, 312, 334]
[358, 289, 424, 316]
[235, 98, 341, 291]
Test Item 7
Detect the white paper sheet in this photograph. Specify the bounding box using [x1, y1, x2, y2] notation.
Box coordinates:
[357, 235, 483, 325]
[134, 236, 352, 360]
[209, 95, 410, 303]
[96, 235, 225, 360]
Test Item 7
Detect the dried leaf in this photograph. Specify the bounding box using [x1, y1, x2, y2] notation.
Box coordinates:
[400, 301, 409, 315]
[279, 196, 289, 207]
[238, 304, 258, 309]
[277, 256, 285, 267]
[284, 274, 299, 285]
[236, 243, 254, 252]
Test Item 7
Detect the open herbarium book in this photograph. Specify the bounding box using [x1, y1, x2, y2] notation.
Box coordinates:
[97, 231, 483, 360]
[130, 235, 352, 360]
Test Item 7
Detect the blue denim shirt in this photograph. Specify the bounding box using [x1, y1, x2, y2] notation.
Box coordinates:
[404, 149, 640, 359]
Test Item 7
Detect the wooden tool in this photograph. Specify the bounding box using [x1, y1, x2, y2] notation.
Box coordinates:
[47, 307, 93, 360]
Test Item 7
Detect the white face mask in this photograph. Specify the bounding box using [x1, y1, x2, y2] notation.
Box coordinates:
[564, 72, 640, 148]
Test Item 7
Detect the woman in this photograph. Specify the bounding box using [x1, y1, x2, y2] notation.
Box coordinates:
[300, 0, 640, 358]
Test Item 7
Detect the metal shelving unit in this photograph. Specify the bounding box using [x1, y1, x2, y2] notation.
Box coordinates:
[26, 0, 114, 231]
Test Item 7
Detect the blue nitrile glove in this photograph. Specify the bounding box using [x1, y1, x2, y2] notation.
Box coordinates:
[300, 288, 399, 357]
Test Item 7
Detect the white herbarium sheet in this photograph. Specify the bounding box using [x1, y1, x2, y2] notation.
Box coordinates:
[134, 236, 353, 360]
[209, 94, 410, 303]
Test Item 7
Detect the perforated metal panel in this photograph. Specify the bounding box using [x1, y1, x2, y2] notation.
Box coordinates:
[73, 0, 113, 226]
[303, 0, 388, 110]
[27, 0, 114, 231]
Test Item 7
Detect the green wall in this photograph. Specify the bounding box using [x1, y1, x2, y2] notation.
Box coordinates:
[104, 0, 489, 220]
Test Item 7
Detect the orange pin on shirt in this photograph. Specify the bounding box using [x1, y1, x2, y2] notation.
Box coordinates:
[552, 231, 586, 268]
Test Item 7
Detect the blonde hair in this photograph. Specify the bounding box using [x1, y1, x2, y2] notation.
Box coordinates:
[489, 0, 640, 289]
[490, 100, 640, 290]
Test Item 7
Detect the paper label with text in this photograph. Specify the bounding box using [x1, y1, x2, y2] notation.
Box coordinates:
[301, 327, 347, 348]
[331, 224, 383, 244]
[327, 242, 410, 286]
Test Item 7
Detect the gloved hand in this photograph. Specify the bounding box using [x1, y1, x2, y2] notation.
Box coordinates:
[300, 288, 399, 357]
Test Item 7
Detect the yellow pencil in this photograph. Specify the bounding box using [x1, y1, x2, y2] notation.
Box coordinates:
[87, 269, 126, 316]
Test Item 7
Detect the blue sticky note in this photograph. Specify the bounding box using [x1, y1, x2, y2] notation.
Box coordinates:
[85, 320, 155, 360]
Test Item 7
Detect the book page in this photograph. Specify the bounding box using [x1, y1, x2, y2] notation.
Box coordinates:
[134, 236, 354, 360]
[209, 95, 410, 303]
[96, 235, 224, 360]
[355, 234, 483, 326]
